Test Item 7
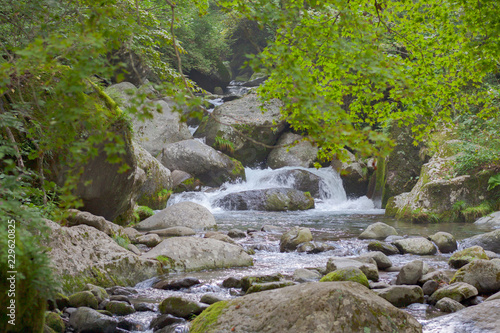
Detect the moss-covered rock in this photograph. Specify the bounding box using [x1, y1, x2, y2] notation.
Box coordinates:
[367, 241, 400, 255]
[320, 267, 369, 288]
[68, 291, 98, 309]
[105, 301, 135, 316]
[429, 282, 478, 304]
[279, 227, 313, 252]
[159, 296, 206, 318]
[84, 284, 109, 304]
[448, 246, 489, 269]
[451, 259, 500, 293]
[246, 281, 296, 294]
[241, 273, 283, 292]
[429, 231, 458, 253]
[45, 312, 65, 333]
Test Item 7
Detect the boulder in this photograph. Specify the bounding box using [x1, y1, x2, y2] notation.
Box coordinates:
[267, 133, 318, 169]
[104, 82, 137, 109]
[396, 260, 426, 285]
[428, 231, 457, 253]
[448, 246, 489, 269]
[153, 277, 200, 290]
[68, 291, 98, 309]
[326, 257, 379, 281]
[359, 222, 398, 240]
[393, 237, 437, 255]
[461, 229, 500, 253]
[69, 307, 118, 333]
[105, 301, 135, 316]
[435, 297, 466, 313]
[486, 290, 500, 302]
[422, 280, 439, 296]
[159, 139, 245, 187]
[159, 296, 207, 319]
[201, 293, 227, 305]
[320, 267, 370, 288]
[450, 259, 500, 293]
[215, 188, 314, 211]
[332, 153, 370, 198]
[45, 312, 65, 333]
[357, 251, 392, 270]
[367, 241, 400, 255]
[148, 226, 195, 237]
[292, 268, 322, 282]
[135, 234, 162, 247]
[241, 274, 283, 293]
[475, 211, 500, 229]
[134, 142, 173, 209]
[44, 221, 161, 294]
[227, 229, 247, 239]
[204, 232, 239, 246]
[84, 284, 109, 304]
[374, 285, 424, 307]
[429, 282, 478, 304]
[423, 299, 500, 332]
[66, 209, 121, 236]
[246, 281, 296, 294]
[280, 227, 313, 252]
[419, 270, 453, 285]
[149, 314, 185, 331]
[194, 93, 286, 166]
[296, 241, 335, 254]
[260, 168, 326, 198]
[222, 277, 242, 289]
[142, 237, 253, 272]
[135, 202, 216, 231]
[190, 282, 422, 333]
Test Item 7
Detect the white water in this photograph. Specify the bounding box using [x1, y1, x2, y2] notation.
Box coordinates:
[167, 166, 380, 214]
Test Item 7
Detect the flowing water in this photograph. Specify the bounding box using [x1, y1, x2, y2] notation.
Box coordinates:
[121, 167, 490, 332]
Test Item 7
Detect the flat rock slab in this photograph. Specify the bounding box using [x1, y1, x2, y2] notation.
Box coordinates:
[142, 237, 253, 271]
[393, 237, 437, 255]
[190, 282, 422, 333]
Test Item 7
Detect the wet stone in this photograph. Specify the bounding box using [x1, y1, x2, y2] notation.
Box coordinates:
[150, 314, 186, 331]
[153, 277, 201, 290]
[222, 276, 242, 289]
[367, 241, 400, 255]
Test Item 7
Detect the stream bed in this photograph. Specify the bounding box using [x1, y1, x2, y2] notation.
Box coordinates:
[121, 167, 491, 333]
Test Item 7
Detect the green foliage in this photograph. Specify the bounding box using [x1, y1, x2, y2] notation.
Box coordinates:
[135, 205, 154, 221]
[112, 234, 131, 250]
[452, 201, 494, 223]
[214, 135, 235, 154]
[488, 174, 500, 191]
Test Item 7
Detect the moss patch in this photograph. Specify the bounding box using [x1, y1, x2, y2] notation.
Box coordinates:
[189, 300, 229, 333]
[320, 268, 369, 288]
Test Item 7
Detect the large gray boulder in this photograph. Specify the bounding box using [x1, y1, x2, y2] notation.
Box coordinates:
[190, 282, 422, 333]
[104, 82, 137, 109]
[428, 282, 478, 304]
[279, 227, 313, 252]
[448, 246, 489, 269]
[374, 285, 424, 307]
[475, 211, 500, 229]
[260, 168, 325, 198]
[135, 202, 216, 231]
[214, 188, 314, 211]
[331, 152, 370, 198]
[267, 133, 318, 169]
[461, 229, 500, 253]
[159, 139, 245, 187]
[45, 221, 161, 294]
[359, 222, 398, 240]
[357, 251, 392, 270]
[396, 260, 426, 285]
[69, 307, 118, 333]
[194, 93, 286, 166]
[134, 142, 173, 209]
[450, 259, 500, 293]
[142, 237, 253, 271]
[393, 237, 437, 255]
[423, 299, 500, 332]
[428, 231, 457, 253]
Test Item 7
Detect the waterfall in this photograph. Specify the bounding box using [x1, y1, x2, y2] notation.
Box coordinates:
[167, 166, 376, 212]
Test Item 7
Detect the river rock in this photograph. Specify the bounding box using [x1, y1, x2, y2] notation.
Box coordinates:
[260, 168, 325, 198]
[461, 229, 500, 253]
[159, 296, 207, 319]
[66, 209, 120, 236]
[142, 237, 253, 271]
[227, 229, 247, 238]
[374, 285, 424, 307]
[267, 133, 318, 169]
[428, 231, 457, 253]
[135, 202, 216, 231]
[396, 260, 426, 285]
[204, 232, 239, 246]
[450, 259, 500, 293]
[367, 241, 400, 255]
[222, 277, 242, 289]
[475, 211, 500, 229]
[246, 281, 296, 294]
[435, 297, 466, 313]
[359, 222, 398, 240]
[105, 301, 135, 316]
[422, 280, 439, 296]
[159, 139, 245, 187]
[215, 188, 314, 211]
[279, 227, 313, 252]
[85, 284, 109, 304]
[149, 314, 186, 331]
[326, 257, 379, 281]
[393, 237, 437, 255]
[148, 226, 195, 237]
[135, 234, 162, 247]
[153, 277, 201, 290]
[296, 241, 335, 253]
[429, 282, 478, 304]
[293, 268, 322, 282]
[448, 245, 489, 269]
[45, 312, 64, 333]
[194, 92, 286, 165]
[123, 227, 142, 242]
[332, 153, 370, 198]
[189, 282, 422, 333]
[69, 307, 118, 333]
[68, 291, 98, 309]
[200, 293, 227, 305]
[423, 299, 500, 332]
[320, 267, 370, 288]
[44, 221, 160, 294]
[134, 142, 173, 209]
[241, 273, 283, 292]
[419, 270, 453, 285]
[486, 290, 500, 302]
[358, 251, 392, 270]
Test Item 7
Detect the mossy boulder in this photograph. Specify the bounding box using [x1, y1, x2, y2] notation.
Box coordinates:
[45, 312, 65, 333]
[428, 231, 457, 253]
[326, 257, 379, 281]
[428, 282, 478, 304]
[68, 291, 98, 309]
[451, 259, 500, 293]
[105, 301, 135, 316]
[435, 297, 466, 313]
[448, 246, 489, 269]
[320, 267, 370, 288]
[367, 241, 400, 255]
[241, 273, 283, 292]
[215, 188, 314, 211]
[68, 307, 118, 333]
[85, 284, 109, 303]
[461, 229, 500, 253]
[159, 296, 206, 318]
[246, 281, 296, 294]
[190, 282, 422, 333]
[193, 93, 286, 166]
[279, 227, 313, 252]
